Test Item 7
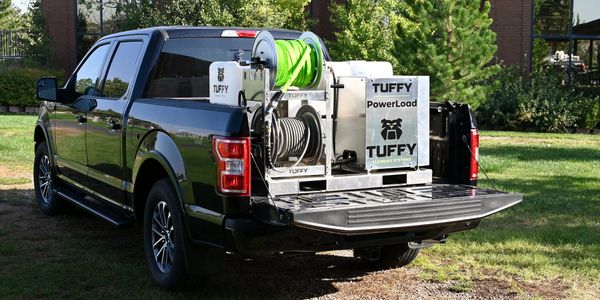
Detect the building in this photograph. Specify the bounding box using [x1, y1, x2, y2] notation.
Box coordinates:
[43, 0, 597, 81]
[41, 0, 77, 74]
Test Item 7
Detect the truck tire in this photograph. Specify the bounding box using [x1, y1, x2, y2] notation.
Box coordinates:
[356, 244, 420, 269]
[143, 178, 188, 289]
[33, 141, 62, 215]
[379, 244, 420, 268]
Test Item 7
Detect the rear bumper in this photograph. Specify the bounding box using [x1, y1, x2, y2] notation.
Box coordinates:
[223, 184, 521, 253]
[224, 216, 480, 253]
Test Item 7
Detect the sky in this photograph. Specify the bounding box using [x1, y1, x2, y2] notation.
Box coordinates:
[573, 0, 600, 24]
[13, 0, 29, 12]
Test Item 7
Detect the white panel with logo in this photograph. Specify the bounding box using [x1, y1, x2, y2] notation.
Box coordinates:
[209, 61, 249, 106]
[336, 74, 429, 171]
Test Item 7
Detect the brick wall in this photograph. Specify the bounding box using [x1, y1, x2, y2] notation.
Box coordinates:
[41, 0, 77, 77]
[489, 0, 532, 71]
[310, 0, 342, 42]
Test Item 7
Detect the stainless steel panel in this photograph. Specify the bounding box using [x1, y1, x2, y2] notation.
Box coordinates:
[417, 76, 430, 166]
[267, 165, 326, 178]
[335, 77, 367, 164]
[335, 76, 429, 170]
[365, 77, 419, 170]
[406, 168, 432, 185]
[266, 90, 326, 101]
[266, 169, 432, 196]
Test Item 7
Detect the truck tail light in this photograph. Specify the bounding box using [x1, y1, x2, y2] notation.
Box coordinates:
[212, 136, 250, 196]
[469, 129, 479, 181]
[221, 30, 258, 38]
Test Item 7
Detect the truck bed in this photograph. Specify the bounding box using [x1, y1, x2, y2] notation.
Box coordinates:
[256, 184, 521, 235]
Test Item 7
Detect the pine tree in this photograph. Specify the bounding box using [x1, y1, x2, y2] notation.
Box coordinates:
[22, 0, 53, 67]
[328, 0, 400, 66]
[394, 0, 500, 108]
[0, 0, 23, 30]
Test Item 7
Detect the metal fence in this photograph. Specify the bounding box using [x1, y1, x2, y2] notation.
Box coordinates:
[0, 30, 25, 60]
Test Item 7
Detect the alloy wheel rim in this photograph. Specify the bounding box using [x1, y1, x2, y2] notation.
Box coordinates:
[151, 201, 175, 273]
[38, 155, 52, 204]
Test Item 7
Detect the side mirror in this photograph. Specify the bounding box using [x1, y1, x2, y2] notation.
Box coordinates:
[71, 97, 97, 113]
[36, 78, 58, 102]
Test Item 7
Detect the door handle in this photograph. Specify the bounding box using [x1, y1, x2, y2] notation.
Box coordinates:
[106, 120, 121, 130]
[76, 115, 87, 123]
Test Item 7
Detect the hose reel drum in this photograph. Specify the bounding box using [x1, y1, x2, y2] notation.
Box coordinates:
[252, 30, 323, 90]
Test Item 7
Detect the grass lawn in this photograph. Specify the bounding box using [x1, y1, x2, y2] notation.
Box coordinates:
[0, 115, 36, 185]
[414, 130, 600, 298]
[0, 114, 599, 298]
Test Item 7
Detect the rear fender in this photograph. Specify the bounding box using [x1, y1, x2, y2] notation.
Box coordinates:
[132, 130, 188, 211]
[132, 130, 223, 274]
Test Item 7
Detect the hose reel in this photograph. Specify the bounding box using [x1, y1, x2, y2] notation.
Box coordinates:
[252, 31, 323, 91]
[251, 31, 325, 169]
[253, 105, 322, 167]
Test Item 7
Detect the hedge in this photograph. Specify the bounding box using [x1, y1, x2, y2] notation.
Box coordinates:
[477, 67, 600, 132]
[0, 67, 64, 107]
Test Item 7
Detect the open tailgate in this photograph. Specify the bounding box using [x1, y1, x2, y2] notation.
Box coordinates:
[262, 184, 522, 235]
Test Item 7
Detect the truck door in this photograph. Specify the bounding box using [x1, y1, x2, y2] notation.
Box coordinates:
[52, 43, 110, 188]
[86, 39, 144, 204]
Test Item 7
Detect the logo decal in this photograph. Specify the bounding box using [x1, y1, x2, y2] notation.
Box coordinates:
[380, 118, 402, 140]
[217, 68, 224, 82]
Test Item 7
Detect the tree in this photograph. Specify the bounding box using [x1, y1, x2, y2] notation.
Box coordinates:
[393, 0, 500, 108]
[0, 0, 23, 30]
[328, 0, 400, 66]
[534, 0, 570, 35]
[101, 0, 311, 31]
[21, 0, 53, 67]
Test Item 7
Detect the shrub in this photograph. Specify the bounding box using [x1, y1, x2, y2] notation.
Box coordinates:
[478, 67, 600, 132]
[579, 97, 600, 129]
[516, 68, 579, 132]
[0, 67, 64, 107]
[476, 67, 524, 130]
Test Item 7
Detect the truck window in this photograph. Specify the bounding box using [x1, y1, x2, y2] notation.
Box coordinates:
[101, 41, 143, 99]
[74, 44, 110, 96]
[144, 38, 253, 99]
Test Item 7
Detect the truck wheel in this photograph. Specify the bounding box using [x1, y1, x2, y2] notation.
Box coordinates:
[33, 141, 62, 215]
[379, 244, 420, 268]
[143, 178, 188, 290]
[356, 244, 420, 269]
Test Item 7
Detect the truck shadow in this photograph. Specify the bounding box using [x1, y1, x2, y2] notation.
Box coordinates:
[0, 188, 380, 299]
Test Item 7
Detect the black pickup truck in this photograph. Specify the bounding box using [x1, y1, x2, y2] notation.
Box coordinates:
[34, 26, 521, 289]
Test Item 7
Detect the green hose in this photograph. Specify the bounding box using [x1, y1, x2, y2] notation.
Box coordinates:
[274, 39, 320, 92]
